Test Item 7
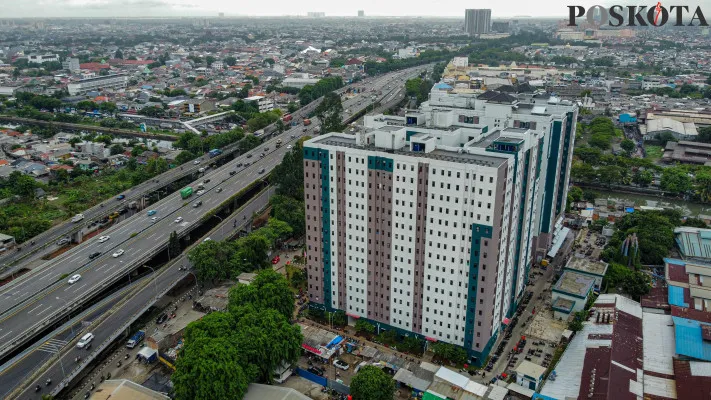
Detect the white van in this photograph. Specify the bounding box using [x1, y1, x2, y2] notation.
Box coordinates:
[77, 332, 94, 348]
[71, 214, 85, 223]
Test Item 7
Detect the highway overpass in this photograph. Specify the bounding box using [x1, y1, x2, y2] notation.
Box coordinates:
[0, 66, 429, 365]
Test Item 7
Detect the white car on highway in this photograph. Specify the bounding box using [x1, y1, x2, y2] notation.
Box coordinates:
[193, 159, 201, 164]
[174, 217, 183, 223]
[98, 235, 110, 243]
[67, 274, 81, 284]
[112, 249, 125, 258]
[196, 190, 205, 196]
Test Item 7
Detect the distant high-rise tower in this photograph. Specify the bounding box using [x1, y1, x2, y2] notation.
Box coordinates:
[464, 9, 492, 35]
[219, 12, 225, 18]
[358, 10, 365, 17]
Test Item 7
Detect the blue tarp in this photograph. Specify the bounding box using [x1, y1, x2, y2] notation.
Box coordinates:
[434, 83, 452, 90]
[673, 316, 711, 361]
[625, 207, 635, 213]
[326, 335, 343, 349]
[668, 285, 689, 307]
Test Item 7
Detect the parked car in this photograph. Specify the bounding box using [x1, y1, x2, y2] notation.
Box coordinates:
[112, 249, 125, 258]
[77, 333, 94, 348]
[67, 274, 82, 284]
[89, 252, 101, 260]
[156, 313, 168, 324]
[272, 256, 280, 264]
[307, 366, 325, 376]
[98, 236, 110, 243]
[333, 359, 349, 371]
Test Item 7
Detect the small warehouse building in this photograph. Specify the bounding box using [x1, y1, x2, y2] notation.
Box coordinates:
[551, 271, 596, 320]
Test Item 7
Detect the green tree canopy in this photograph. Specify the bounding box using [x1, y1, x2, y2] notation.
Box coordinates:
[350, 366, 396, 400]
[172, 337, 250, 400]
[229, 269, 295, 320]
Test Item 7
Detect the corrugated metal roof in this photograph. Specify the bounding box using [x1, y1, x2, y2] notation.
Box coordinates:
[643, 313, 676, 376]
[668, 285, 689, 307]
[673, 316, 711, 361]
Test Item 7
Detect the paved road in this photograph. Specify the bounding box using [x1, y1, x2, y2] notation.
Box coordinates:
[0, 66, 429, 363]
[16, 187, 275, 400]
[0, 281, 141, 399]
[0, 72, 378, 277]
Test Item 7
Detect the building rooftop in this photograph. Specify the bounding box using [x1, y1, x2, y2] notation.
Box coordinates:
[565, 258, 609, 277]
[243, 383, 311, 400]
[515, 360, 546, 380]
[553, 271, 596, 298]
[310, 133, 508, 168]
[90, 379, 169, 400]
[552, 297, 575, 313]
[673, 359, 711, 400]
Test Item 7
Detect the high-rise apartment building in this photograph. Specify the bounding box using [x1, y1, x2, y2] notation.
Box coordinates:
[303, 87, 577, 364]
[464, 9, 492, 35]
[358, 10, 365, 17]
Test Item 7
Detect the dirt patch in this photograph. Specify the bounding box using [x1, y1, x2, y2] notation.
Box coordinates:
[525, 309, 568, 343]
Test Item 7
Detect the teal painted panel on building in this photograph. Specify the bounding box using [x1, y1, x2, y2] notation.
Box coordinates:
[540, 121, 562, 234]
[303, 147, 320, 161]
[367, 156, 394, 172]
[464, 224, 493, 353]
[318, 149, 333, 308]
[406, 131, 419, 141]
[555, 112, 574, 215]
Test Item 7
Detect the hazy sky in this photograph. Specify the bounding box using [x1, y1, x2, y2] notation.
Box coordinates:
[0, 0, 709, 18]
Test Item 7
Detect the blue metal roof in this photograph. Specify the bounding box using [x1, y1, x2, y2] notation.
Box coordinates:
[434, 83, 452, 90]
[668, 285, 689, 307]
[673, 316, 711, 361]
[533, 394, 560, 400]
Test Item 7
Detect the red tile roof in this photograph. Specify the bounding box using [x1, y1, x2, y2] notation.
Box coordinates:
[108, 59, 153, 66]
[80, 63, 110, 71]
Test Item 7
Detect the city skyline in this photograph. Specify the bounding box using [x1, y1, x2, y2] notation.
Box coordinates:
[4, 0, 707, 19]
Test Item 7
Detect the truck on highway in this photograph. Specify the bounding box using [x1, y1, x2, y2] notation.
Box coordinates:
[282, 114, 293, 123]
[71, 214, 84, 223]
[276, 139, 282, 148]
[126, 330, 145, 348]
[303, 119, 312, 126]
[180, 187, 193, 199]
[208, 149, 222, 158]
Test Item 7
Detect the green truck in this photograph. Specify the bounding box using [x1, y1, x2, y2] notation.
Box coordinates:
[180, 187, 193, 199]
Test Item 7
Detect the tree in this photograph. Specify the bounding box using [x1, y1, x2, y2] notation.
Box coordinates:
[175, 150, 197, 164]
[228, 269, 295, 320]
[632, 169, 654, 187]
[168, 231, 181, 259]
[698, 126, 711, 143]
[355, 319, 376, 335]
[114, 49, 123, 59]
[661, 167, 692, 194]
[275, 118, 285, 133]
[109, 144, 125, 155]
[620, 139, 636, 155]
[569, 186, 583, 202]
[173, 337, 250, 400]
[188, 240, 237, 282]
[350, 366, 396, 400]
[223, 56, 237, 66]
[568, 310, 586, 332]
[7, 171, 38, 198]
[271, 143, 305, 200]
[316, 92, 345, 134]
[431, 342, 467, 364]
[270, 195, 305, 237]
[287, 102, 299, 114]
[695, 170, 711, 202]
[589, 133, 611, 150]
[230, 308, 303, 383]
[574, 146, 602, 165]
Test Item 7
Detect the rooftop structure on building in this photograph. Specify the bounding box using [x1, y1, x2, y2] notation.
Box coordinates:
[540, 294, 679, 400]
[663, 141, 711, 165]
[67, 73, 128, 96]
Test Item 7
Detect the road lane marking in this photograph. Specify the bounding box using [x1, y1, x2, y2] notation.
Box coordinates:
[35, 306, 53, 316]
[72, 283, 87, 293]
[27, 304, 43, 314]
[0, 331, 13, 341]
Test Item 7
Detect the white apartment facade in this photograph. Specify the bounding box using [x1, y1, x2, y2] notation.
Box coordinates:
[67, 73, 128, 96]
[244, 95, 274, 113]
[304, 124, 543, 365]
[28, 54, 59, 64]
